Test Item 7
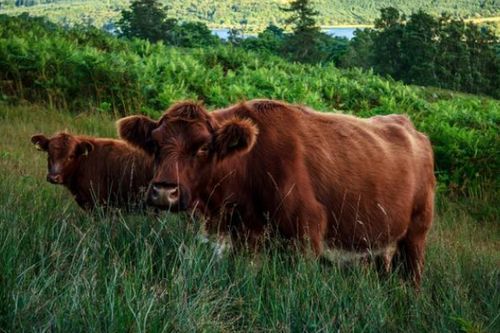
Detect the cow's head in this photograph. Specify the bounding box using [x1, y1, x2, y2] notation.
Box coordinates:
[117, 102, 258, 211]
[31, 133, 94, 185]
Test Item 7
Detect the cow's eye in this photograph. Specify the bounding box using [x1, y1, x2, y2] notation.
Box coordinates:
[196, 145, 209, 157]
[68, 154, 75, 160]
[145, 139, 159, 154]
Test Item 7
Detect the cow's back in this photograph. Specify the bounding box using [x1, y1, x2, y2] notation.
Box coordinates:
[215, 101, 435, 251]
[71, 138, 153, 208]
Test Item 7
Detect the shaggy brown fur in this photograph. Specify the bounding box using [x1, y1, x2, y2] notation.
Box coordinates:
[31, 132, 153, 210]
[118, 99, 436, 287]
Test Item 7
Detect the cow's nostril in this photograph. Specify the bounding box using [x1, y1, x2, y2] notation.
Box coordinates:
[166, 187, 179, 203]
[47, 174, 62, 184]
[150, 185, 160, 199]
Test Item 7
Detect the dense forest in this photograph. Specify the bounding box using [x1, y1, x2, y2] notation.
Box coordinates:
[1, 0, 499, 29]
[340, 9, 500, 98]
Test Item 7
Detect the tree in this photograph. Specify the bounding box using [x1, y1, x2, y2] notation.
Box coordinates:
[435, 15, 499, 96]
[435, 15, 471, 91]
[401, 11, 439, 86]
[241, 24, 285, 54]
[374, 7, 402, 29]
[471, 26, 500, 97]
[171, 22, 219, 47]
[281, 0, 325, 63]
[117, 0, 174, 43]
[282, 0, 320, 33]
[318, 35, 350, 64]
[372, 7, 405, 79]
[261, 24, 285, 39]
[227, 28, 243, 46]
[339, 28, 375, 69]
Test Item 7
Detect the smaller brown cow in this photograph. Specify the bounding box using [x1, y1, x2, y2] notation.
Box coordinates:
[31, 132, 153, 210]
[118, 100, 435, 287]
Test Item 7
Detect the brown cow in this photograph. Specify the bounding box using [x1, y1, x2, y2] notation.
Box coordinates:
[31, 132, 153, 210]
[117, 100, 435, 287]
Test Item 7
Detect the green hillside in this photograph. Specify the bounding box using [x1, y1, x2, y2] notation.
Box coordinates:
[0, 13, 499, 332]
[1, 14, 498, 191]
[1, 0, 499, 29]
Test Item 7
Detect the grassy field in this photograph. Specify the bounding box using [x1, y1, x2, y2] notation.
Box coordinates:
[0, 104, 498, 332]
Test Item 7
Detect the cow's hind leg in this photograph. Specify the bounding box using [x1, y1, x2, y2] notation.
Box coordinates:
[398, 192, 434, 289]
[277, 169, 328, 257]
[375, 242, 397, 275]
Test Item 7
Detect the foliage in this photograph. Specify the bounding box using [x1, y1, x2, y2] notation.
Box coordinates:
[117, 0, 173, 43]
[341, 8, 500, 99]
[1, 0, 499, 30]
[339, 28, 375, 68]
[0, 13, 498, 331]
[171, 21, 220, 48]
[227, 28, 243, 46]
[236, 18, 349, 64]
[0, 14, 498, 189]
[239, 25, 285, 55]
[116, 0, 219, 48]
[372, 7, 406, 78]
[280, 0, 325, 63]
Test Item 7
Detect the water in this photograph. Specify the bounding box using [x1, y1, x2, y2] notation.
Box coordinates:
[323, 27, 358, 39]
[211, 29, 231, 40]
[211, 27, 360, 40]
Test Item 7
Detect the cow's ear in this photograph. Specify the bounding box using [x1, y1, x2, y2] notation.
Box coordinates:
[31, 134, 49, 151]
[116, 115, 158, 153]
[215, 118, 258, 160]
[76, 141, 94, 157]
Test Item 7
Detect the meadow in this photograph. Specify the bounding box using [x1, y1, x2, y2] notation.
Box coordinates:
[0, 104, 499, 332]
[0, 13, 499, 332]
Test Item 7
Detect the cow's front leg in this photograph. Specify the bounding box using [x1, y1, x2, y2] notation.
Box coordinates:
[296, 204, 327, 257]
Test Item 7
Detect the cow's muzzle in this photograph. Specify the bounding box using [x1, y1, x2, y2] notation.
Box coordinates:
[147, 183, 190, 211]
[47, 173, 63, 184]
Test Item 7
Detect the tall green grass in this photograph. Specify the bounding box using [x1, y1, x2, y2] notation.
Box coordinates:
[0, 105, 498, 332]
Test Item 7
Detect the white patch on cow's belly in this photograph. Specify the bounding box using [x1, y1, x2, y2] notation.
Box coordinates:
[212, 237, 231, 258]
[322, 242, 397, 264]
[196, 233, 232, 259]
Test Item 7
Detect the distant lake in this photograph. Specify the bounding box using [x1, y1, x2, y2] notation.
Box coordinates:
[211, 27, 360, 40]
[323, 27, 359, 39]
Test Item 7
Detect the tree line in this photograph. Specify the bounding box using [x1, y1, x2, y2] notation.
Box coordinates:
[341, 8, 499, 98]
[2, 0, 499, 29]
[116, 0, 499, 98]
[116, 0, 351, 64]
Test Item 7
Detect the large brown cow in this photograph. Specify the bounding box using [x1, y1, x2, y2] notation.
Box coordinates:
[117, 100, 435, 287]
[31, 132, 153, 210]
